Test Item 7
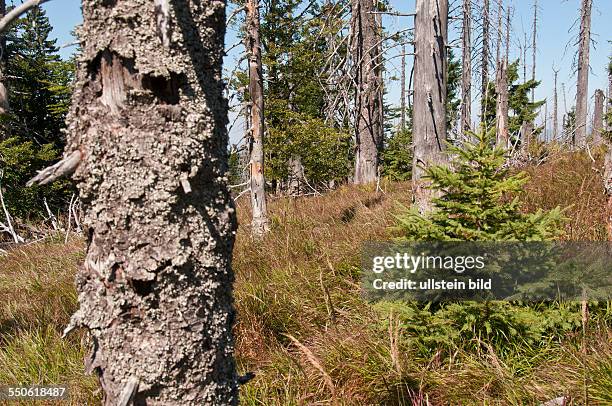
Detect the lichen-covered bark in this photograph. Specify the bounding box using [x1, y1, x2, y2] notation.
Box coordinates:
[64, 0, 238, 404]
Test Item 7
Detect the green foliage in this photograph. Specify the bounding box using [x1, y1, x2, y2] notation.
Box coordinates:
[482, 60, 545, 140]
[265, 113, 352, 186]
[381, 128, 412, 181]
[375, 301, 582, 357]
[563, 106, 577, 143]
[0, 6, 75, 218]
[395, 128, 565, 241]
[446, 49, 461, 129]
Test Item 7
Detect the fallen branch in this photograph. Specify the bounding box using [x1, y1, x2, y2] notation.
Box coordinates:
[0, 0, 53, 34]
[27, 150, 81, 187]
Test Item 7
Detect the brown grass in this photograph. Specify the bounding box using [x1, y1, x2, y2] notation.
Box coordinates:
[0, 152, 610, 405]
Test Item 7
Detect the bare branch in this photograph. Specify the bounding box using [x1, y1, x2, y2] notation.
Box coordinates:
[26, 150, 81, 187]
[0, 0, 52, 34]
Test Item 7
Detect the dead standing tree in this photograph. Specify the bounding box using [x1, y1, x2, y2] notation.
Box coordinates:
[29, 0, 239, 403]
[412, 0, 448, 213]
[351, 0, 383, 184]
[593, 88, 604, 145]
[575, 0, 592, 147]
[246, 0, 269, 237]
[460, 0, 471, 133]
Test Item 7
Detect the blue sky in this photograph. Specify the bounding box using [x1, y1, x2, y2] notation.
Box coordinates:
[39, 0, 612, 137]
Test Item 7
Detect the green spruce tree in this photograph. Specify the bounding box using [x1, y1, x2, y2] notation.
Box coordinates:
[395, 128, 565, 241]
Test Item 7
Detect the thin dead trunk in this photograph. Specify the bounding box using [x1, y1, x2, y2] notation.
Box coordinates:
[553, 67, 559, 140]
[461, 0, 471, 133]
[62, 1, 238, 403]
[531, 0, 537, 102]
[495, 0, 503, 68]
[592, 88, 604, 145]
[412, 0, 448, 213]
[495, 59, 509, 148]
[0, 0, 8, 114]
[481, 0, 490, 118]
[576, 0, 592, 147]
[606, 67, 612, 239]
[351, 0, 383, 184]
[400, 44, 406, 131]
[505, 5, 511, 65]
[246, 0, 269, 237]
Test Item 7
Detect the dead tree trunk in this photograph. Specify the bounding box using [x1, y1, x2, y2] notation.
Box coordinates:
[412, 0, 448, 213]
[460, 0, 471, 133]
[495, 0, 503, 68]
[246, 0, 269, 237]
[400, 44, 406, 131]
[481, 0, 490, 118]
[593, 89, 604, 145]
[576, 0, 592, 147]
[61, 1, 238, 404]
[495, 59, 509, 148]
[351, 0, 383, 184]
[531, 0, 537, 103]
[505, 5, 511, 64]
[606, 68, 612, 239]
[553, 67, 559, 140]
[0, 0, 8, 114]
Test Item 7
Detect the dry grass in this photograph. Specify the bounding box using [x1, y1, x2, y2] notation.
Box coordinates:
[0, 152, 610, 405]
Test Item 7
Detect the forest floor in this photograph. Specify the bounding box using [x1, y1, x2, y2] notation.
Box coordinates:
[0, 150, 611, 405]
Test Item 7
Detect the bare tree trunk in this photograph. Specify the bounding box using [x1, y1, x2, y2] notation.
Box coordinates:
[505, 5, 511, 64]
[287, 155, 305, 196]
[412, 0, 448, 213]
[495, 0, 503, 68]
[593, 89, 604, 145]
[553, 67, 559, 140]
[63, 1, 238, 404]
[521, 121, 534, 155]
[460, 0, 471, 133]
[495, 59, 509, 148]
[576, 0, 592, 147]
[400, 44, 406, 131]
[351, 0, 383, 184]
[246, 0, 269, 237]
[522, 32, 527, 83]
[0, 0, 8, 114]
[604, 68, 612, 240]
[481, 0, 490, 118]
[531, 0, 537, 102]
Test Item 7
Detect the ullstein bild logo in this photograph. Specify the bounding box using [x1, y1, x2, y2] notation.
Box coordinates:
[361, 242, 612, 302]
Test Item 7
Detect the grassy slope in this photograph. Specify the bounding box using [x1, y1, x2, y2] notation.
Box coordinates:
[0, 152, 610, 405]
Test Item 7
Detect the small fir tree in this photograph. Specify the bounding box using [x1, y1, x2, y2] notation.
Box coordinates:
[396, 128, 565, 241]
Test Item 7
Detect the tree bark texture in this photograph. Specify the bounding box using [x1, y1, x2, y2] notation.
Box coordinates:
[0, 0, 8, 114]
[246, 0, 269, 237]
[400, 44, 406, 131]
[412, 0, 448, 213]
[64, 1, 238, 404]
[460, 0, 471, 133]
[575, 0, 592, 147]
[592, 88, 604, 145]
[480, 0, 490, 118]
[351, 0, 383, 184]
[495, 59, 509, 148]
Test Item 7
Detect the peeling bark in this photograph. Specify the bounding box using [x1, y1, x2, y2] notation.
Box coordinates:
[246, 0, 269, 237]
[351, 0, 383, 184]
[412, 0, 448, 213]
[592, 89, 604, 145]
[495, 59, 509, 148]
[576, 0, 592, 147]
[64, 0, 238, 404]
